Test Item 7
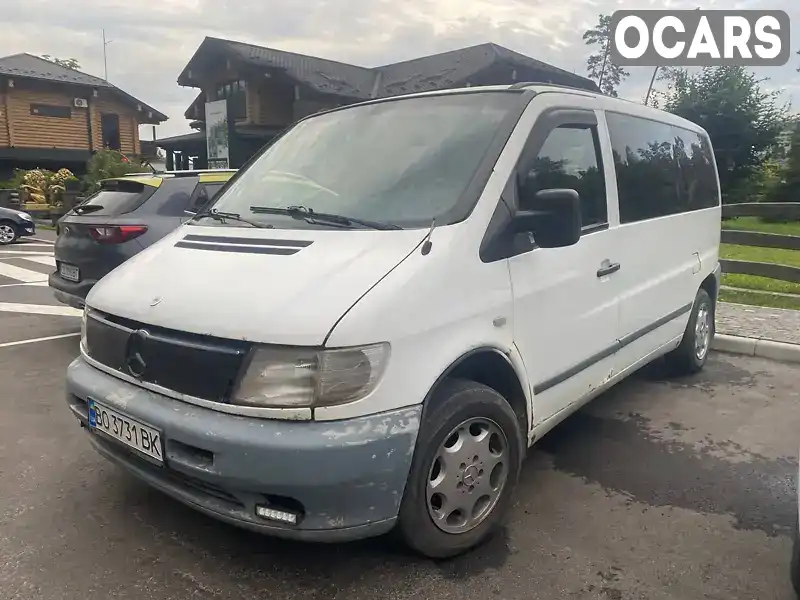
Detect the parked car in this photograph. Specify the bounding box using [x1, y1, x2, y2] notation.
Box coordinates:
[65, 83, 721, 558]
[49, 169, 235, 308]
[0, 205, 35, 245]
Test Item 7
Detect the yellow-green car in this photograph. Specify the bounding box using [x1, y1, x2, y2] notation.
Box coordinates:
[50, 169, 236, 308]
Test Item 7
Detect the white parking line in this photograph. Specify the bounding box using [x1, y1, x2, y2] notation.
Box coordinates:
[0, 281, 48, 289]
[0, 332, 80, 349]
[27, 238, 55, 244]
[0, 251, 54, 256]
[0, 302, 81, 317]
[0, 262, 47, 283]
[20, 255, 56, 267]
[10, 243, 54, 248]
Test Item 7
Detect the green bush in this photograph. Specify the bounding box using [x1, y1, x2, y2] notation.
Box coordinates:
[84, 149, 147, 192]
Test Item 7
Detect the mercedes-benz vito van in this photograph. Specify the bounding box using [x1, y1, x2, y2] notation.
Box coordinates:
[65, 83, 721, 558]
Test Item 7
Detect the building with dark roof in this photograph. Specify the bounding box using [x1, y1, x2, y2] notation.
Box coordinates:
[0, 53, 167, 176]
[159, 37, 599, 169]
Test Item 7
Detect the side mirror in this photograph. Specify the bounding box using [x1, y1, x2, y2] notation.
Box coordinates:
[511, 188, 582, 248]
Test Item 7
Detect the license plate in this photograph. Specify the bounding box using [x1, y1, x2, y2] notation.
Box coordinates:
[88, 400, 163, 464]
[59, 263, 80, 282]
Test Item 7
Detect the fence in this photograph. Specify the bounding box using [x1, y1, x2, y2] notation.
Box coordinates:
[720, 202, 800, 284]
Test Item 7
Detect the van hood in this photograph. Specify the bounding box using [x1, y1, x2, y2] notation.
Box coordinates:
[86, 225, 427, 346]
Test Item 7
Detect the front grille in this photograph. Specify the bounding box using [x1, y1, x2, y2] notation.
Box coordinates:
[84, 309, 251, 403]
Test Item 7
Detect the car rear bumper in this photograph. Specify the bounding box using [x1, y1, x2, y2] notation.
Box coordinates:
[65, 356, 421, 542]
[49, 272, 96, 308]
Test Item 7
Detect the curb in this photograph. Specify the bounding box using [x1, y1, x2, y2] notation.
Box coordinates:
[712, 334, 800, 364]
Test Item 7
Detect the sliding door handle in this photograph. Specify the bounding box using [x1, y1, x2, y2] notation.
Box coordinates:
[597, 262, 621, 278]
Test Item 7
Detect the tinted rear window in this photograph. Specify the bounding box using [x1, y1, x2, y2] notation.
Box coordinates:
[606, 112, 719, 224]
[73, 180, 155, 216]
[152, 178, 201, 216]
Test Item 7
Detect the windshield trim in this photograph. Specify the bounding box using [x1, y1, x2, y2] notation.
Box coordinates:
[201, 88, 536, 229]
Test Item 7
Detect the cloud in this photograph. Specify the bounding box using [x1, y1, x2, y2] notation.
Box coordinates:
[0, 0, 798, 138]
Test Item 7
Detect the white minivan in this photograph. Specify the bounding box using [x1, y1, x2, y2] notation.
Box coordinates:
[66, 83, 721, 558]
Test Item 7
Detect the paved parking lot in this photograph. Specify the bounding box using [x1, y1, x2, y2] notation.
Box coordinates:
[1, 237, 799, 599]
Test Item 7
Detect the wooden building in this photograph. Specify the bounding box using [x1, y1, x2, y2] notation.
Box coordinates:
[0, 53, 167, 177]
[160, 38, 600, 169]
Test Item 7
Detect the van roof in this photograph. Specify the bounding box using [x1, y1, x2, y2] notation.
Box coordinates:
[329, 82, 708, 137]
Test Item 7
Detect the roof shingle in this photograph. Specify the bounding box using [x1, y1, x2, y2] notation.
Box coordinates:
[179, 37, 600, 101]
[0, 53, 167, 122]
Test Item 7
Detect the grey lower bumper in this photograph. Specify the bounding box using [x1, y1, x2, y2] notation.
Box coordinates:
[66, 356, 421, 542]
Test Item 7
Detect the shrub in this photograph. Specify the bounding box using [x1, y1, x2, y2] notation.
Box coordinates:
[84, 149, 147, 192]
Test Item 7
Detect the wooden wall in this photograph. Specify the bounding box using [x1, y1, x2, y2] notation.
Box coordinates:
[90, 93, 139, 155]
[0, 93, 8, 146]
[246, 79, 294, 126]
[0, 82, 142, 155]
[5, 88, 89, 149]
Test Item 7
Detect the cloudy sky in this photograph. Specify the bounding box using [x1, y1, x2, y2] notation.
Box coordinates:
[2, 0, 798, 139]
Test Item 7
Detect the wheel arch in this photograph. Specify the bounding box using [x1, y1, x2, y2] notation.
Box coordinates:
[421, 346, 531, 441]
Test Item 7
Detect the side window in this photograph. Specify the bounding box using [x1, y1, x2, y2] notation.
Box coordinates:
[154, 179, 201, 217]
[672, 127, 720, 211]
[607, 113, 682, 223]
[526, 125, 608, 229]
[187, 183, 225, 214]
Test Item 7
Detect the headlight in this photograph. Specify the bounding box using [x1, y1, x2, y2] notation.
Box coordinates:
[233, 343, 390, 408]
[17, 212, 32, 221]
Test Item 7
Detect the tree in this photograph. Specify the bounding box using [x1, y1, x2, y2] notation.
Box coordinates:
[583, 14, 630, 97]
[41, 55, 80, 70]
[659, 66, 787, 203]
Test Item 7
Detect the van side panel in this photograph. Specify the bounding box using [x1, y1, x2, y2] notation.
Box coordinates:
[599, 108, 721, 368]
[613, 208, 720, 363]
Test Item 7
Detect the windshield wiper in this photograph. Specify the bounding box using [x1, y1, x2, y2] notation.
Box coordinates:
[249, 205, 402, 231]
[192, 209, 273, 229]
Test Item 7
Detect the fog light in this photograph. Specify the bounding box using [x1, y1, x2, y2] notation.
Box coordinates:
[255, 505, 298, 525]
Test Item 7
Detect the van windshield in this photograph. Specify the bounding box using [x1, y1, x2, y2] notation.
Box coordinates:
[208, 92, 519, 229]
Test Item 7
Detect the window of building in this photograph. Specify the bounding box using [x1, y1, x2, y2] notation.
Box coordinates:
[100, 113, 121, 150]
[214, 79, 247, 120]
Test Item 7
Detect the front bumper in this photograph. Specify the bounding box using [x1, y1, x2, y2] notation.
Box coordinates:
[18, 221, 35, 237]
[66, 356, 421, 542]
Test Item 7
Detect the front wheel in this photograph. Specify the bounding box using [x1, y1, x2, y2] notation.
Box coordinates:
[665, 287, 714, 375]
[0, 221, 17, 245]
[397, 378, 524, 558]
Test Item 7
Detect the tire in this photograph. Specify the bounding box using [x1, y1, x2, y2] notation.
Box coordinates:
[664, 287, 714, 375]
[0, 221, 17, 245]
[397, 378, 524, 558]
[792, 516, 800, 598]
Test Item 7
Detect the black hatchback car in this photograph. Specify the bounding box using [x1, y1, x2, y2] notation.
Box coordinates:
[50, 170, 235, 308]
[0, 205, 36, 245]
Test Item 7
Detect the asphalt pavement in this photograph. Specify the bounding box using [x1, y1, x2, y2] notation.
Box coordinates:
[1, 232, 799, 599]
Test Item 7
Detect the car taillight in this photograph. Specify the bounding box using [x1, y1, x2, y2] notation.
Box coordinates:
[89, 225, 148, 244]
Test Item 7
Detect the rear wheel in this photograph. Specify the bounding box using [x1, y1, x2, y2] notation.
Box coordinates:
[664, 287, 714, 375]
[397, 379, 523, 558]
[0, 221, 17, 245]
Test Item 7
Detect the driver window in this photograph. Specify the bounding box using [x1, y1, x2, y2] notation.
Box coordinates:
[526, 125, 608, 229]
